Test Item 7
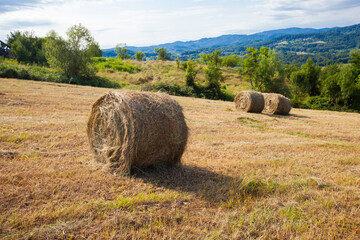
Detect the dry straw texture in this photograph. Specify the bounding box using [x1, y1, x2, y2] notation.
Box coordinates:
[87, 91, 188, 175]
[263, 93, 292, 115]
[234, 91, 265, 113]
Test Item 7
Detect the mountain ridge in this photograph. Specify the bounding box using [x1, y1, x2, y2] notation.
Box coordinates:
[102, 26, 333, 57]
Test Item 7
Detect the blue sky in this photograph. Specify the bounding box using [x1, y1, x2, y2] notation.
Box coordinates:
[1, 0, 360, 48]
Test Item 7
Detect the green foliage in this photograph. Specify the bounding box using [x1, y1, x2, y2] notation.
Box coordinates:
[184, 59, 198, 87]
[0, 61, 120, 88]
[290, 58, 321, 98]
[6, 31, 47, 65]
[149, 81, 234, 101]
[45, 25, 101, 79]
[302, 58, 321, 96]
[175, 58, 180, 68]
[320, 64, 341, 104]
[115, 44, 131, 60]
[241, 47, 289, 95]
[203, 50, 225, 99]
[285, 63, 300, 79]
[155, 48, 171, 61]
[134, 51, 145, 61]
[92, 57, 138, 73]
[221, 54, 242, 67]
[150, 82, 197, 97]
[0, 61, 65, 82]
[241, 47, 259, 88]
[200, 50, 222, 67]
[338, 64, 360, 108]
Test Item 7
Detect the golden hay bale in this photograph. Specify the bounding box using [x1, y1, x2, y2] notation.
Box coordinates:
[234, 91, 265, 113]
[263, 93, 292, 115]
[87, 91, 188, 175]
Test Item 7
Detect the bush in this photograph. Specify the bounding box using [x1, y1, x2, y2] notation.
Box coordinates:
[304, 96, 334, 110]
[1, 68, 19, 78]
[0, 62, 121, 89]
[92, 57, 138, 73]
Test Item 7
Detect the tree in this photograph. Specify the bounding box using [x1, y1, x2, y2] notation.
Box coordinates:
[184, 60, 197, 87]
[241, 47, 288, 95]
[115, 43, 131, 59]
[320, 63, 341, 104]
[200, 50, 222, 67]
[242, 47, 259, 88]
[135, 51, 145, 61]
[45, 24, 101, 79]
[338, 51, 360, 108]
[6, 31, 47, 65]
[204, 50, 225, 99]
[221, 54, 242, 67]
[302, 58, 321, 96]
[155, 48, 171, 61]
[290, 58, 321, 97]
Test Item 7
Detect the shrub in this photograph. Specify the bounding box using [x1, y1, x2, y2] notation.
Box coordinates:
[92, 57, 138, 73]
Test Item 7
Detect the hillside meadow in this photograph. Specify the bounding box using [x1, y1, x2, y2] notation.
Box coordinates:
[1, 78, 360, 239]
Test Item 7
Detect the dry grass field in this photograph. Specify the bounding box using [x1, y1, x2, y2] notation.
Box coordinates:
[1, 78, 360, 239]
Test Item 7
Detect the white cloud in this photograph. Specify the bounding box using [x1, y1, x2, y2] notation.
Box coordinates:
[0, 0, 359, 48]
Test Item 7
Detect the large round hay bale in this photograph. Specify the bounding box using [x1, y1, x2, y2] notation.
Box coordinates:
[87, 91, 188, 175]
[263, 93, 291, 115]
[234, 91, 264, 113]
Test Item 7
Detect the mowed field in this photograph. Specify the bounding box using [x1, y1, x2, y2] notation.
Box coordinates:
[1, 78, 360, 239]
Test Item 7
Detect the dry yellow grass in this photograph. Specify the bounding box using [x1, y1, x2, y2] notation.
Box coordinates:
[1, 78, 360, 239]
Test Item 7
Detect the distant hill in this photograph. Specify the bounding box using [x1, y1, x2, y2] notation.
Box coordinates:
[102, 27, 331, 58]
[103, 24, 360, 65]
[181, 24, 360, 65]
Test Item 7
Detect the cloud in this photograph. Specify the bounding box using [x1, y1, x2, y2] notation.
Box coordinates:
[1, 0, 360, 47]
[268, 0, 360, 12]
[0, 19, 54, 30]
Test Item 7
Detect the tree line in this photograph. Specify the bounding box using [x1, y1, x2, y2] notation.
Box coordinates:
[2, 24, 360, 111]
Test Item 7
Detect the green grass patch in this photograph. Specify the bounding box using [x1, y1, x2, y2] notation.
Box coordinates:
[92, 57, 138, 73]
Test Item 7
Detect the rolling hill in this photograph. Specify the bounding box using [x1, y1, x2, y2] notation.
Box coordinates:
[102, 27, 332, 57]
[103, 23, 360, 65]
[181, 23, 360, 65]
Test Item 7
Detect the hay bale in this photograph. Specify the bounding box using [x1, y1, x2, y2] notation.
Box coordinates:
[87, 91, 188, 175]
[263, 93, 291, 115]
[234, 91, 264, 113]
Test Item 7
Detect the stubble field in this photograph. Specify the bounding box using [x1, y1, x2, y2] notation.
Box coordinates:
[1, 78, 360, 239]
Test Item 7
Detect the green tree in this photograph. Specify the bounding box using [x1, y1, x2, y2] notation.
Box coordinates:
[302, 58, 321, 96]
[203, 50, 225, 99]
[115, 43, 131, 59]
[200, 50, 222, 67]
[45, 24, 101, 79]
[155, 48, 171, 60]
[175, 58, 180, 68]
[241, 47, 259, 88]
[184, 60, 198, 87]
[320, 63, 341, 104]
[338, 52, 360, 108]
[7, 31, 47, 65]
[256, 47, 288, 94]
[290, 58, 321, 97]
[135, 51, 145, 61]
[241, 47, 288, 95]
[221, 54, 242, 67]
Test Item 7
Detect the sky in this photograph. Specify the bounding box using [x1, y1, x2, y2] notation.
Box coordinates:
[1, 0, 360, 48]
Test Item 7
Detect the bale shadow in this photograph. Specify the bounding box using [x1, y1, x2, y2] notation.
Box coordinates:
[131, 164, 244, 203]
[263, 113, 309, 119]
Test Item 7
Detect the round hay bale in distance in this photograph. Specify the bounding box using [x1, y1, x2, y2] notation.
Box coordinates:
[234, 91, 265, 113]
[87, 91, 188, 175]
[263, 93, 291, 115]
